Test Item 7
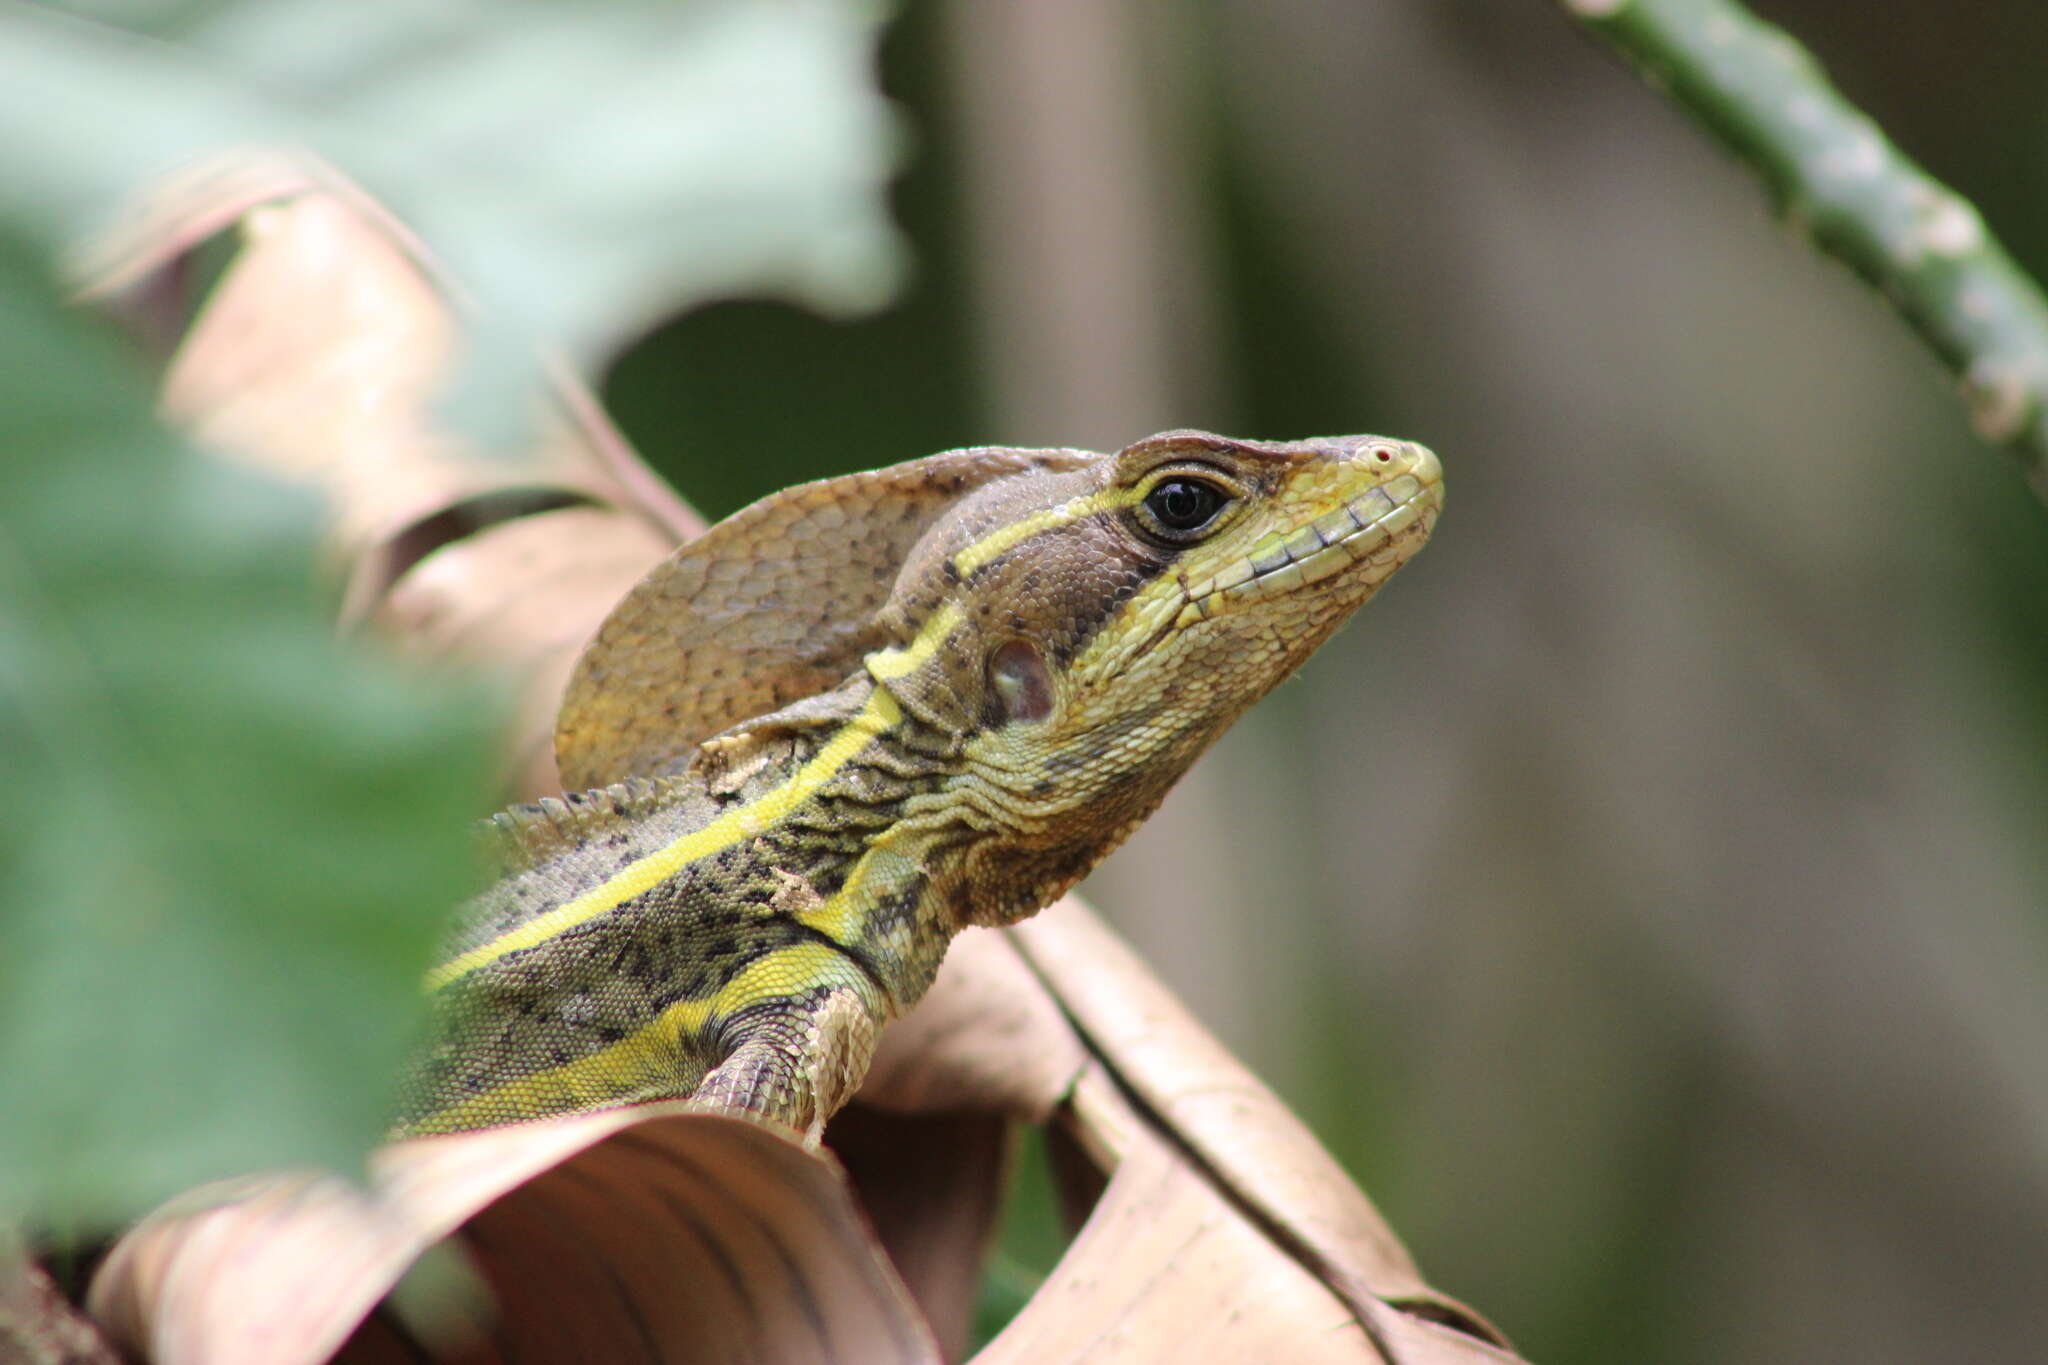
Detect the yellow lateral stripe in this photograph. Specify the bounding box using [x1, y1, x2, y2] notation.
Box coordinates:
[799, 863, 877, 947]
[427, 609, 963, 991]
[708, 939, 855, 1018]
[420, 941, 857, 1131]
[426, 705, 890, 987]
[797, 830, 920, 947]
[948, 486, 1144, 579]
[421, 995, 718, 1132]
[866, 600, 963, 680]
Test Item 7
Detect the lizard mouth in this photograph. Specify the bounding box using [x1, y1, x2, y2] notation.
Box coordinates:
[1172, 451, 1442, 627]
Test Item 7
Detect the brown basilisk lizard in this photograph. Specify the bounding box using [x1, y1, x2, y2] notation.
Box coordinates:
[397, 429, 1441, 1140]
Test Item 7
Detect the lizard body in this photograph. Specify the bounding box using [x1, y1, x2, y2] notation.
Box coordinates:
[398, 429, 1441, 1138]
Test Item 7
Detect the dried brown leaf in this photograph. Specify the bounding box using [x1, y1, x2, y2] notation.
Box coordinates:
[373, 504, 676, 794]
[81, 147, 696, 599]
[1009, 902, 1508, 1349]
[87, 1109, 937, 1365]
[1, 1237, 123, 1365]
[70, 148, 329, 299]
[825, 1108, 1010, 1362]
[980, 1064, 1389, 1365]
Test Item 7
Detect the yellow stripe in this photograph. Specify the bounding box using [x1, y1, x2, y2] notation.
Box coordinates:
[1068, 566, 1184, 677]
[427, 607, 964, 991]
[797, 829, 922, 947]
[419, 940, 855, 1131]
[867, 600, 962, 680]
[949, 486, 1144, 579]
[421, 996, 717, 1132]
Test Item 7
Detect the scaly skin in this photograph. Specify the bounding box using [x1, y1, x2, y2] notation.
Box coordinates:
[397, 430, 1442, 1139]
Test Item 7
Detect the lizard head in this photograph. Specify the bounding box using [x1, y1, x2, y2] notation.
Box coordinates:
[868, 429, 1442, 922]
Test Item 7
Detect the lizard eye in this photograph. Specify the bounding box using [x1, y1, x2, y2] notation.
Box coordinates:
[1140, 477, 1229, 539]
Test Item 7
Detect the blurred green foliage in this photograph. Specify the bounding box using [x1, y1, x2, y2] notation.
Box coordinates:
[0, 0, 899, 1223]
[5, 0, 902, 404]
[605, 7, 974, 519]
[0, 230, 502, 1219]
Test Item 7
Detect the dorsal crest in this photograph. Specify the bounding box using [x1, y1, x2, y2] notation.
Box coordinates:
[482, 777, 676, 872]
[554, 445, 1094, 790]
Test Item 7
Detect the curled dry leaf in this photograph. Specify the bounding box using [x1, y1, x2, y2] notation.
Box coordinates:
[376, 503, 678, 795]
[86, 1109, 938, 1365]
[75, 146, 698, 619]
[78, 149, 1527, 1363]
[0, 1234, 123, 1365]
[1001, 903, 1513, 1361]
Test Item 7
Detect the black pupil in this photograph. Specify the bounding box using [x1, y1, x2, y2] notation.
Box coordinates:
[1148, 478, 1222, 532]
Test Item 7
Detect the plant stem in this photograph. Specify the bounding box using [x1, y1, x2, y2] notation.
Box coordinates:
[1558, 0, 2048, 503]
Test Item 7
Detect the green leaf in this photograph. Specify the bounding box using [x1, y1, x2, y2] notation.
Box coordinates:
[2, 0, 904, 420]
[0, 0, 904, 1225]
[0, 230, 502, 1221]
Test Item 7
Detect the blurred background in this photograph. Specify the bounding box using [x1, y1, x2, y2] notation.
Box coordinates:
[602, 3, 2048, 1362]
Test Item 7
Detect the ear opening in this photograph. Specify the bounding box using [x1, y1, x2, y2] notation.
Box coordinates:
[989, 640, 1055, 724]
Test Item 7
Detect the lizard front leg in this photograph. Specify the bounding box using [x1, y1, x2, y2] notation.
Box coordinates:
[689, 983, 884, 1145]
